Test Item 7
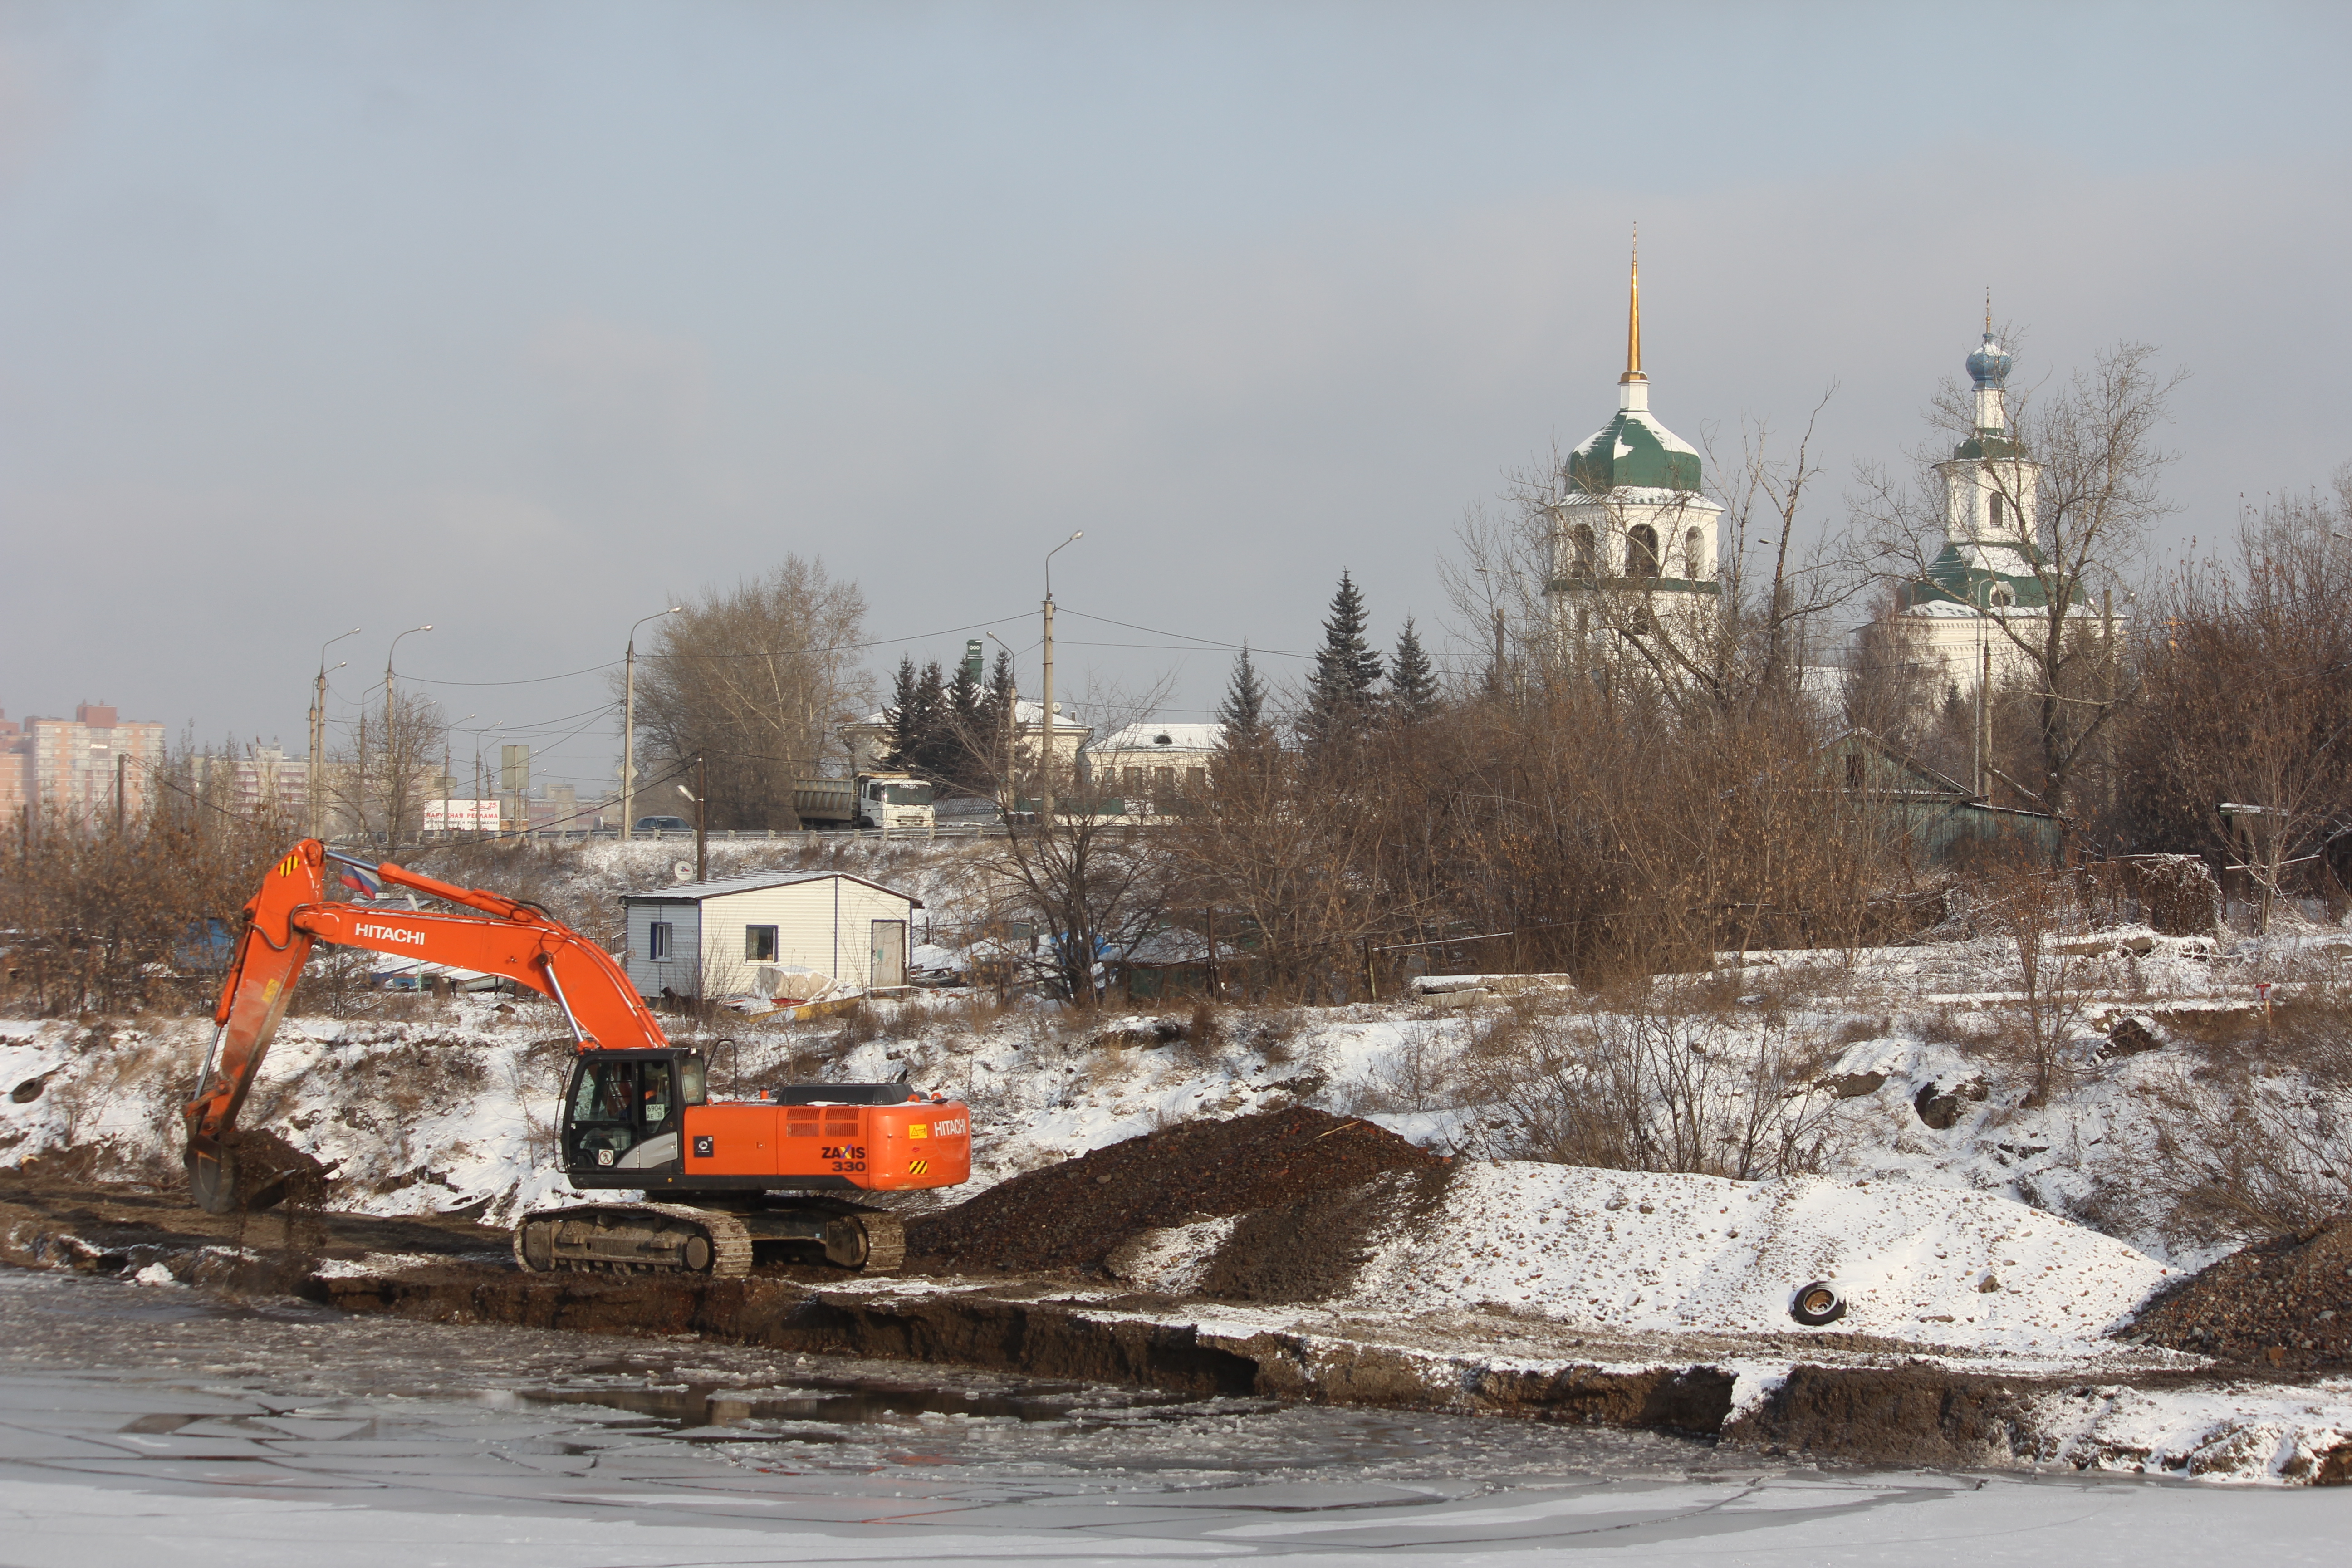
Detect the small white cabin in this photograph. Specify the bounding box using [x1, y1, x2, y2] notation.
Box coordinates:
[620, 870, 923, 1000]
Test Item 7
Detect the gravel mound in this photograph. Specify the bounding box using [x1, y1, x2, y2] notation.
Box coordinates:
[907, 1107, 1442, 1276]
[2130, 1218, 2352, 1368]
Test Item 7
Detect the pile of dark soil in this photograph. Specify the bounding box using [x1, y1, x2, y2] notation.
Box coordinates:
[2129, 1217, 2352, 1368]
[906, 1107, 1442, 1276]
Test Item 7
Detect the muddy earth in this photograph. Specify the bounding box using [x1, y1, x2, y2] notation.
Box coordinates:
[907, 1106, 1442, 1274]
[2129, 1217, 2352, 1369]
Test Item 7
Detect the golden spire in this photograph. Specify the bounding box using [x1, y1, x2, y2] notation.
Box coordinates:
[1984, 286, 1992, 334]
[1621, 228, 1645, 383]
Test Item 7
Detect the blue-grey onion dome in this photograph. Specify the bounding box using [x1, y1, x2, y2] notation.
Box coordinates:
[1966, 333, 2012, 390]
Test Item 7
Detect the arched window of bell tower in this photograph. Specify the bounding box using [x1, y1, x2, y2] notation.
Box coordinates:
[1683, 526, 1704, 577]
[1571, 524, 1596, 578]
[1989, 492, 2005, 532]
[1627, 524, 1659, 579]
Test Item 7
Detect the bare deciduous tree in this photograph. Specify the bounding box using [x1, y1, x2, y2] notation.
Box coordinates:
[325, 689, 447, 849]
[1857, 338, 2183, 821]
[2120, 472, 2352, 927]
[628, 557, 870, 829]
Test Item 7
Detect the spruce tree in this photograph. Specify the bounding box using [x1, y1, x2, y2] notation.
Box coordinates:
[1217, 642, 1270, 751]
[1300, 570, 1383, 750]
[911, 659, 952, 780]
[1386, 617, 1439, 723]
[882, 655, 922, 770]
[945, 656, 985, 788]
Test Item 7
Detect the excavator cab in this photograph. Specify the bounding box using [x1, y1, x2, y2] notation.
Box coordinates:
[561, 1049, 705, 1179]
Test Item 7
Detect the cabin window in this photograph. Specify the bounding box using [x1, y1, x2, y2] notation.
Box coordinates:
[1628, 524, 1660, 578]
[647, 921, 673, 961]
[1845, 753, 1865, 789]
[745, 924, 778, 962]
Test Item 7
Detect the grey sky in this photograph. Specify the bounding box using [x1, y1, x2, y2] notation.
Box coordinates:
[3, 1, 2348, 798]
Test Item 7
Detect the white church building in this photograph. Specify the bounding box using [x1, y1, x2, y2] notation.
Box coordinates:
[1882, 322, 2117, 695]
[1545, 250, 1724, 662]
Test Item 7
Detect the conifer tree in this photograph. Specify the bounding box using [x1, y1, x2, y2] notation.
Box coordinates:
[882, 655, 922, 770]
[1386, 617, 1439, 723]
[1217, 642, 1271, 751]
[911, 659, 953, 780]
[945, 655, 985, 788]
[1299, 570, 1383, 751]
[980, 648, 1018, 758]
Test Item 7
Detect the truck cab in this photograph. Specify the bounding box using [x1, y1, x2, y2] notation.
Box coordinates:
[855, 775, 934, 830]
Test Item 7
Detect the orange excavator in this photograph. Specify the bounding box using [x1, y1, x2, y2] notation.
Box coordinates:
[184, 839, 970, 1275]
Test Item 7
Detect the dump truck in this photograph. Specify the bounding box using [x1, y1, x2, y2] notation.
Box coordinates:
[790, 772, 936, 831]
[184, 840, 972, 1274]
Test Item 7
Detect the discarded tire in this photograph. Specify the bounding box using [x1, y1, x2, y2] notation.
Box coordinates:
[1790, 1281, 1846, 1326]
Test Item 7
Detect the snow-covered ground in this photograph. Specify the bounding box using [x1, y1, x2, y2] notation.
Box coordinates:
[1118, 1162, 2175, 1357]
[5, 835, 2352, 1482]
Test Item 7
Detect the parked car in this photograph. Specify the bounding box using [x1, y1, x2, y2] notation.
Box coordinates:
[633, 815, 693, 833]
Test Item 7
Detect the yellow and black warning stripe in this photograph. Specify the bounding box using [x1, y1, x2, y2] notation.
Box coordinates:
[908, 1158, 929, 1176]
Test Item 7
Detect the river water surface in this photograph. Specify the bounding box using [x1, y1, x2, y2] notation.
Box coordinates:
[0, 1267, 2338, 1565]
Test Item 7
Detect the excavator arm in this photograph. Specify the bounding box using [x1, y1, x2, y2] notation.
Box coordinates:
[184, 839, 667, 1212]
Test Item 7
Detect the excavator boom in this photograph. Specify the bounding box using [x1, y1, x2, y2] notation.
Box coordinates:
[185, 840, 669, 1210]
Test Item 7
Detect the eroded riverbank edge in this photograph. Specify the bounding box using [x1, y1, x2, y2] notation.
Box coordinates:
[4, 1181, 2347, 1485]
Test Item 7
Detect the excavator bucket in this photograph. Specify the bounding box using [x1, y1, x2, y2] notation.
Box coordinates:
[186, 1127, 327, 1214]
[185, 1134, 236, 1216]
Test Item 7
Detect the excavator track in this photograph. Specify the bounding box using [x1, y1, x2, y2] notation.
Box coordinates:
[511, 1202, 753, 1279]
[834, 1209, 904, 1273]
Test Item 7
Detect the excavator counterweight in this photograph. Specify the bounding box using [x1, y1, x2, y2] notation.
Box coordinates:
[186, 840, 970, 1275]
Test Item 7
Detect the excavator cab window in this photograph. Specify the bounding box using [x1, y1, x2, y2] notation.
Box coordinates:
[565, 1056, 681, 1170]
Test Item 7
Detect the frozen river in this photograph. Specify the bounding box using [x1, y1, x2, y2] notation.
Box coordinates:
[0, 1268, 2342, 1565]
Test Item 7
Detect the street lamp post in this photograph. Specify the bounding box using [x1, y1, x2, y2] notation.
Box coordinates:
[382, 625, 432, 845]
[1039, 531, 1083, 822]
[676, 762, 707, 882]
[621, 605, 684, 842]
[309, 627, 360, 839]
[987, 630, 1019, 806]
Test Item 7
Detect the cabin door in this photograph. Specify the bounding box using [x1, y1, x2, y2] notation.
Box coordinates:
[870, 920, 907, 988]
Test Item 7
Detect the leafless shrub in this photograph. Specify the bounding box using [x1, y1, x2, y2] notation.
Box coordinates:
[2137, 1064, 2352, 1246]
[1459, 989, 1846, 1179]
[1975, 863, 2104, 1102]
[1343, 1027, 1469, 1117]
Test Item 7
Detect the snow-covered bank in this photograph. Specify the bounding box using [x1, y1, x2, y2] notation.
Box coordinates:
[1115, 1161, 2175, 1356]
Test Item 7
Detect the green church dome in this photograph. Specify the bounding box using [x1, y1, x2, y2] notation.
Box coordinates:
[1568, 408, 1704, 494]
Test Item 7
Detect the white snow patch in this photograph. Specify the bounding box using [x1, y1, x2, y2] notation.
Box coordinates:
[2031, 1379, 2352, 1484]
[1104, 1216, 1239, 1295]
[1345, 1162, 2175, 1354]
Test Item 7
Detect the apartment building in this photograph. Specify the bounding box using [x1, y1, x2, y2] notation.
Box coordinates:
[0, 703, 170, 828]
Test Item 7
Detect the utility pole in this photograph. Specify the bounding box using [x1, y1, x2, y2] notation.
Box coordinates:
[621, 606, 682, 842]
[1040, 531, 1083, 823]
[1978, 637, 1994, 800]
[311, 627, 359, 840]
[988, 631, 1019, 810]
[384, 624, 433, 847]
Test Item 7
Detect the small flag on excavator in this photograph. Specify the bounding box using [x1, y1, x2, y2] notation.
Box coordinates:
[338, 863, 383, 900]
